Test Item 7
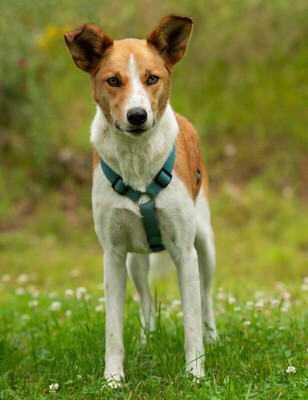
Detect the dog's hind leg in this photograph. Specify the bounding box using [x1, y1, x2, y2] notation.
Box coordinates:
[127, 253, 155, 333]
[195, 190, 218, 343]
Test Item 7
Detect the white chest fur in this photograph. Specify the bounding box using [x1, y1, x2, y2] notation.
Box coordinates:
[90, 103, 178, 191]
[92, 165, 196, 255]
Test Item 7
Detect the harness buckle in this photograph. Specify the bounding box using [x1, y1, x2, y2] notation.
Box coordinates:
[154, 168, 172, 188]
[112, 176, 128, 195]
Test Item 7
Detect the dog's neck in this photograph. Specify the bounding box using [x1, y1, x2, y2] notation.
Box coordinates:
[90, 103, 179, 191]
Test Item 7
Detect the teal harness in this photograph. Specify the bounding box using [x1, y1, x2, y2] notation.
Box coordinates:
[99, 145, 176, 252]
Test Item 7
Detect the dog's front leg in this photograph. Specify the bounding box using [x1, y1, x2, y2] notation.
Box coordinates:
[172, 247, 205, 378]
[103, 250, 127, 387]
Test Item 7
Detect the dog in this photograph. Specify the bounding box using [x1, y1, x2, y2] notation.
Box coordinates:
[65, 15, 217, 386]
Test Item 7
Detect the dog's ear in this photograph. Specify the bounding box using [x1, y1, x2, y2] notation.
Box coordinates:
[64, 23, 113, 73]
[146, 15, 193, 69]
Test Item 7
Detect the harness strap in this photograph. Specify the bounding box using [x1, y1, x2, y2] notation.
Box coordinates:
[139, 201, 164, 252]
[99, 145, 176, 252]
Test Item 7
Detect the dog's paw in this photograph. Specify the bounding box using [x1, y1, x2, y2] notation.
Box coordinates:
[103, 371, 125, 389]
[203, 323, 219, 344]
[185, 361, 205, 381]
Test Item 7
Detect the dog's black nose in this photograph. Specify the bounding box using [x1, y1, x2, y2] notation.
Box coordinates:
[127, 108, 147, 126]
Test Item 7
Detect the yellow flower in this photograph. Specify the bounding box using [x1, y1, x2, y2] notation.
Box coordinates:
[36, 24, 73, 49]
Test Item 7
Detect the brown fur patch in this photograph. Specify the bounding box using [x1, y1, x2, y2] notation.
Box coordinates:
[174, 113, 209, 200]
[92, 147, 100, 179]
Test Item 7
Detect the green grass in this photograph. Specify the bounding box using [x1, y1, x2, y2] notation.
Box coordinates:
[0, 0, 307, 397]
[0, 271, 307, 399]
[0, 182, 307, 398]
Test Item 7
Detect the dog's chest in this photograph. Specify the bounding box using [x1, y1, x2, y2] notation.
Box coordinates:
[92, 166, 196, 253]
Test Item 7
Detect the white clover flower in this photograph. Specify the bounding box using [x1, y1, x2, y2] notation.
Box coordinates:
[84, 294, 92, 302]
[70, 269, 80, 278]
[255, 300, 264, 311]
[234, 306, 241, 312]
[1, 274, 11, 283]
[279, 326, 286, 331]
[244, 321, 251, 327]
[64, 289, 74, 299]
[227, 295, 236, 305]
[271, 299, 280, 307]
[28, 300, 39, 308]
[49, 383, 59, 393]
[65, 309, 72, 317]
[171, 299, 181, 308]
[286, 366, 296, 374]
[49, 301, 61, 311]
[76, 287, 87, 300]
[15, 288, 25, 296]
[95, 304, 104, 313]
[281, 305, 290, 313]
[49, 291, 58, 299]
[216, 292, 225, 301]
[301, 284, 308, 292]
[30, 289, 40, 298]
[21, 314, 30, 321]
[77, 374, 82, 380]
[282, 292, 291, 301]
[98, 297, 105, 303]
[246, 301, 253, 309]
[16, 274, 30, 285]
[177, 311, 183, 318]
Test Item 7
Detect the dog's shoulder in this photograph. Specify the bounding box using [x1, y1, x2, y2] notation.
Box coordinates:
[174, 113, 209, 200]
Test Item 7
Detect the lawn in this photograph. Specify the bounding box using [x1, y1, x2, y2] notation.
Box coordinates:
[0, 183, 307, 399]
[0, 0, 307, 398]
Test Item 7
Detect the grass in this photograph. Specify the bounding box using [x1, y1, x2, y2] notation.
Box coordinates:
[0, 181, 307, 398]
[0, 0, 307, 397]
[0, 271, 307, 399]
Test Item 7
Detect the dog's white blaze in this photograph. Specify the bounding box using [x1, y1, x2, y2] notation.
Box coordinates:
[125, 54, 153, 126]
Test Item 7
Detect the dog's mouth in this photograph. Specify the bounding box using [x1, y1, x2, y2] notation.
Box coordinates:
[115, 121, 155, 137]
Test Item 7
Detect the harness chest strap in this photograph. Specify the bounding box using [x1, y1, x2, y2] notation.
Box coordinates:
[99, 145, 176, 252]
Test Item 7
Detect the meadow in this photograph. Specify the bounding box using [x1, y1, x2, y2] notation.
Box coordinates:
[0, 0, 307, 398]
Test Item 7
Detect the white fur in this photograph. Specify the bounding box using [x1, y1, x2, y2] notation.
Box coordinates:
[125, 54, 154, 129]
[91, 102, 178, 191]
[91, 87, 216, 386]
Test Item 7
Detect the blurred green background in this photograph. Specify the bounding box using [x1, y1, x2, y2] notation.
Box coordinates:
[0, 0, 307, 298]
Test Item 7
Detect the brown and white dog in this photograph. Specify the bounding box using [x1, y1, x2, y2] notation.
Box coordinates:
[65, 15, 217, 386]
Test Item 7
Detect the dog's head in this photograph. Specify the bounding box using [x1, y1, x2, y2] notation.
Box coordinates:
[65, 15, 192, 137]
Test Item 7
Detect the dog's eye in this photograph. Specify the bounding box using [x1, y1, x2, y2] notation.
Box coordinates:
[107, 77, 121, 87]
[146, 75, 159, 86]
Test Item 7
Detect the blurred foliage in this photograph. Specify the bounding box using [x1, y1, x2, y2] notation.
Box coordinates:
[0, 0, 307, 231]
[1, 0, 307, 168]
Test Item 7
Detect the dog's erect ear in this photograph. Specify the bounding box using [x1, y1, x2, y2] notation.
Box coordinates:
[146, 15, 193, 69]
[64, 24, 113, 73]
